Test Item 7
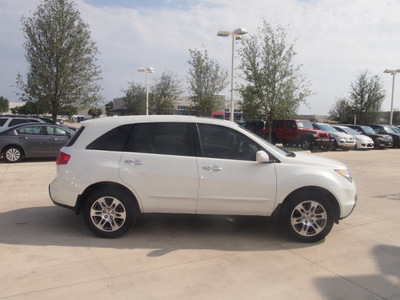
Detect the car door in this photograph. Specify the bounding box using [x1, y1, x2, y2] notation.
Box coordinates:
[119, 122, 199, 214]
[45, 126, 72, 155]
[15, 125, 48, 156]
[196, 124, 277, 216]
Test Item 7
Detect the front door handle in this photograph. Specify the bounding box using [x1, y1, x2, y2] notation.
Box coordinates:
[202, 165, 222, 172]
[124, 160, 144, 166]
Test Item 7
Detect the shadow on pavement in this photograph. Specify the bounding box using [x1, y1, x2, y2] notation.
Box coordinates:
[0, 206, 318, 255]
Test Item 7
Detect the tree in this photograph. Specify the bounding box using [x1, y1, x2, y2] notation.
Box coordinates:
[349, 70, 385, 124]
[16, 0, 102, 123]
[105, 101, 113, 116]
[238, 21, 312, 141]
[0, 96, 9, 115]
[187, 47, 228, 117]
[329, 97, 354, 124]
[123, 82, 146, 115]
[12, 100, 48, 115]
[88, 107, 102, 118]
[150, 71, 182, 114]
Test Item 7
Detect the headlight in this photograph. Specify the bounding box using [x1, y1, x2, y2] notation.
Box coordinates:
[335, 169, 353, 183]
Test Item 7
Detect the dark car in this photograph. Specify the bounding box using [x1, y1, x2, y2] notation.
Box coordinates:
[239, 120, 267, 137]
[367, 124, 400, 148]
[0, 123, 75, 163]
[345, 124, 393, 149]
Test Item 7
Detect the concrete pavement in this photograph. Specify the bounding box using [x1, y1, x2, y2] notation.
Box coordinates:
[0, 150, 399, 299]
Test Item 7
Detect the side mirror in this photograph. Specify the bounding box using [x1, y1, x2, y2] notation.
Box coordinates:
[256, 150, 270, 163]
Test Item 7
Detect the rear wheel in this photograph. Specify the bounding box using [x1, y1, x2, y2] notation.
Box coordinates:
[83, 188, 136, 238]
[4, 146, 23, 163]
[281, 191, 335, 242]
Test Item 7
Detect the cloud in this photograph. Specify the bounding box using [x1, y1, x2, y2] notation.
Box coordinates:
[1, 0, 400, 115]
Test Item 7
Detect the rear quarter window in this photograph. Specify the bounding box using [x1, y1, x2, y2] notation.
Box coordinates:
[65, 126, 85, 147]
[86, 125, 132, 151]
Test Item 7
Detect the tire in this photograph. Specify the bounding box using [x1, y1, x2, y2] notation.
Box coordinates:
[301, 137, 313, 151]
[3, 146, 23, 163]
[83, 188, 136, 238]
[281, 191, 335, 243]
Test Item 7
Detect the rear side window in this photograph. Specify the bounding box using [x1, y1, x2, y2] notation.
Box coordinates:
[0, 119, 6, 126]
[66, 126, 85, 147]
[126, 123, 191, 156]
[87, 125, 132, 151]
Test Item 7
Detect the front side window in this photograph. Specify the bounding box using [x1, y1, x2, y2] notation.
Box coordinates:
[197, 124, 261, 161]
[126, 123, 191, 156]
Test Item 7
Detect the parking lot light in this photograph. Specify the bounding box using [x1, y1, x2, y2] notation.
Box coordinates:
[138, 67, 155, 115]
[384, 69, 400, 125]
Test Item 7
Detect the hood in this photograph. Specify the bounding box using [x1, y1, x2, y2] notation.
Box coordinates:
[286, 152, 347, 169]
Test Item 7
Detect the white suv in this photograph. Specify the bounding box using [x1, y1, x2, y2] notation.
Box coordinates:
[49, 116, 356, 242]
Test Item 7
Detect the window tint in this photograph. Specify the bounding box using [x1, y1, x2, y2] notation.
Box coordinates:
[65, 126, 85, 147]
[287, 121, 296, 129]
[16, 126, 44, 135]
[197, 124, 261, 161]
[126, 123, 191, 156]
[46, 126, 70, 136]
[0, 119, 6, 126]
[274, 120, 284, 129]
[87, 125, 132, 151]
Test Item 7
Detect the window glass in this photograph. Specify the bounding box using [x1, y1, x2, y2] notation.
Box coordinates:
[87, 125, 132, 151]
[66, 126, 85, 147]
[0, 119, 6, 126]
[274, 120, 284, 129]
[9, 119, 39, 126]
[127, 123, 190, 156]
[16, 126, 43, 135]
[287, 121, 296, 129]
[197, 124, 261, 161]
[46, 126, 70, 136]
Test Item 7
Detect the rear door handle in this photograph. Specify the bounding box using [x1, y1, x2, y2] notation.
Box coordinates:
[202, 165, 222, 172]
[124, 160, 144, 166]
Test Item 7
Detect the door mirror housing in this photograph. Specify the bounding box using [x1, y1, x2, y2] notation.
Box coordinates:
[256, 150, 270, 163]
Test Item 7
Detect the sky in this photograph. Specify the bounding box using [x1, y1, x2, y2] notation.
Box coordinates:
[1, 0, 400, 115]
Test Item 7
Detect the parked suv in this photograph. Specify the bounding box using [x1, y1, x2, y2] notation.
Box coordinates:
[49, 116, 356, 242]
[272, 119, 333, 151]
[312, 123, 356, 150]
[367, 124, 400, 148]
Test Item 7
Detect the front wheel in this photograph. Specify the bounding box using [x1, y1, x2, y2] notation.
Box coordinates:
[4, 146, 23, 163]
[83, 188, 136, 238]
[301, 137, 313, 150]
[281, 192, 335, 242]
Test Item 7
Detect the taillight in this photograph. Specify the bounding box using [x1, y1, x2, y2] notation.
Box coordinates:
[56, 152, 70, 165]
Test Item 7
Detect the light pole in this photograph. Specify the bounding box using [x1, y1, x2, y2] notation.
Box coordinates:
[138, 67, 154, 115]
[217, 28, 248, 122]
[384, 69, 400, 125]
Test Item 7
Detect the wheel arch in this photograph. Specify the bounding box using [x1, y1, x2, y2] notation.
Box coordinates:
[1, 144, 25, 157]
[76, 181, 141, 215]
[276, 186, 340, 224]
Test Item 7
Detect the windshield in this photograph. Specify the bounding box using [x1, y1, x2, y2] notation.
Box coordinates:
[297, 121, 313, 129]
[361, 126, 377, 135]
[316, 124, 337, 132]
[339, 127, 359, 135]
[383, 126, 398, 134]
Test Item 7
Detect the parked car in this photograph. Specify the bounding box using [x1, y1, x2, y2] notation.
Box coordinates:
[0, 116, 45, 128]
[271, 119, 333, 151]
[332, 125, 374, 150]
[345, 125, 393, 149]
[238, 120, 267, 137]
[312, 123, 356, 150]
[367, 124, 400, 148]
[0, 123, 75, 163]
[49, 116, 357, 243]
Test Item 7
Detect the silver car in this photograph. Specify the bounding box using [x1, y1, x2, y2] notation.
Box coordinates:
[313, 123, 356, 150]
[332, 125, 374, 150]
[0, 123, 75, 163]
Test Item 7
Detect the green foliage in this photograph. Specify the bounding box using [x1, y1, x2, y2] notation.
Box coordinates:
[88, 107, 102, 118]
[0, 96, 9, 115]
[16, 0, 102, 123]
[150, 71, 182, 114]
[349, 70, 385, 124]
[11, 100, 48, 115]
[105, 101, 113, 116]
[238, 21, 312, 140]
[187, 47, 228, 117]
[329, 98, 354, 124]
[123, 82, 146, 115]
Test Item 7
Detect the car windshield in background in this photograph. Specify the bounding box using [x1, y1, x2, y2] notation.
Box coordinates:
[297, 121, 313, 129]
[383, 126, 398, 134]
[362, 126, 377, 135]
[340, 127, 359, 135]
[317, 124, 337, 132]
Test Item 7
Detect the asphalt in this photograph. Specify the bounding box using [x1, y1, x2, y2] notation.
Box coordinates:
[0, 149, 399, 299]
